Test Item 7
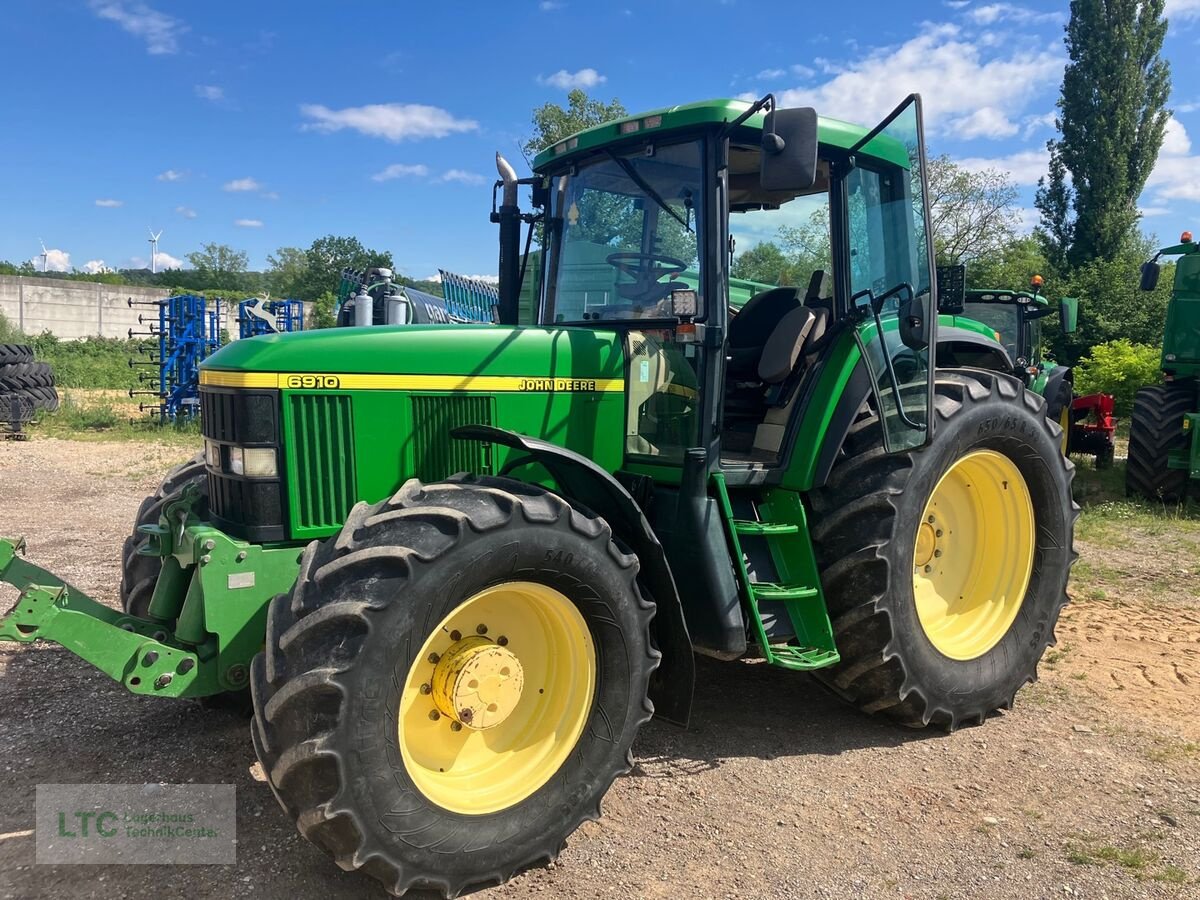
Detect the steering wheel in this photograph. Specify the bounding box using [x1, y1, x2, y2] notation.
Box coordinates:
[606, 252, 688, 302]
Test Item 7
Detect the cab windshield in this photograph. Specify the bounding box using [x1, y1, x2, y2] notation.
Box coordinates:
[542, 140, 703, 324]
[963, 300, 1020, 358]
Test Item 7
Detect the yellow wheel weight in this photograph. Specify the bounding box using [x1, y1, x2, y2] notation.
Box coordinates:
[398, 582, 596, 815]
[912, 450, 1036, 661]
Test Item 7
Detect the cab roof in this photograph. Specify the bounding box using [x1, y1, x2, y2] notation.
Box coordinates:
[531, 98, 909, 172]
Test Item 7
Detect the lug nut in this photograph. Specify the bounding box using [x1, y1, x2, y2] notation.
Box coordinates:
[936, 529, 943, 537]
[450, 722, 463, 732]
[476, 624, 488, 635]
[154, 674, 173, 690]
[450, 630, 462, 642]
[428, 710, 440, 721]
[924, 565, 932, 573]
[934, 549, 942, 558]
[203, 539, 215, 552]
[428, 652, 440, 664]
[419, 683, 432, 695]
[497, 635, 509, 646]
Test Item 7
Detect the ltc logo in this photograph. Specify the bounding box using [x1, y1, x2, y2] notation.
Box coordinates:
[58, 810, 118, 838]
[283, 374, 341, 389]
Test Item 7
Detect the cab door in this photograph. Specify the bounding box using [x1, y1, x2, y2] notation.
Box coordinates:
[844, 95, 938, 451]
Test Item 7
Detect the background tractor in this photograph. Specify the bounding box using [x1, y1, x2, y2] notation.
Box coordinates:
[1126, 232, 1200, 500]
[948, 275, 1116, 467]
[0, 94, 1077, 896]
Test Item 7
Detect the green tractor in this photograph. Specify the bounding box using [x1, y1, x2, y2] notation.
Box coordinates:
[0, 95, 1076, 895]
[949, 277, 1116, 468]
[1127, 231, 1200, 500]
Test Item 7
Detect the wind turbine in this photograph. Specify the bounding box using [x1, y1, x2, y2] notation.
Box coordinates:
[38, 239, 48, 273]
[148, 227, 163, 273]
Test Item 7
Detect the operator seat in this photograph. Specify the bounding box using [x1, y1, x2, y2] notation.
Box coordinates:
[751, 304, 830, 454]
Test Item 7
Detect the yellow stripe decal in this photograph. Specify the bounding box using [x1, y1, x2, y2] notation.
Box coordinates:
[200, 370, 625, 393]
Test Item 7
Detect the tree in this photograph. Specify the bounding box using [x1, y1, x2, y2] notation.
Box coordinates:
[1036, 0, 1171, 269]
[925, 155, 1020, 266]
[522, 89, 627, 161]
[731, 241, 803, 285]
[965, 237, 1050, 292]
[185, 243, 250, 292]
[298, 235, 393, 301]
[266, 246, 309, 299]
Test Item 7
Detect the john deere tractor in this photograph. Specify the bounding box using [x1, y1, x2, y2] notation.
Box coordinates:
[950, 277, 1116, 467]
[0, 95, 1076, 896]
[1127, 232, 1200, 500]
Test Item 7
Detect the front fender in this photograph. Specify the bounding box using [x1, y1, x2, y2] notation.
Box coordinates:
[452, 425, 695, 727]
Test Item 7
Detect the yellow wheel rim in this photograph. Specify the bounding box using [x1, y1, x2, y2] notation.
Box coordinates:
[398, 582, 596, 815]
[912, 450, 1035, 661]
[1058, 405, 1070, 455]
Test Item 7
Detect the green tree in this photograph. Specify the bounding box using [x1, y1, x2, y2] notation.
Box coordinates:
[926, 155, 1020, 266]
[522, 89, 627, 160]
[731, 241, 803, 285]
[1036, 0, 1171, 268]
[266, 246, 309, 299]
[966, 237, 1051, 292]
[185, 243, 250, 292]
[299, 236, 393, 301]
[311, 290, 338, 329]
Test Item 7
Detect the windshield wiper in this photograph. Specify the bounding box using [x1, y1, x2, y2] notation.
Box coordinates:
[605, 149, 692, 233]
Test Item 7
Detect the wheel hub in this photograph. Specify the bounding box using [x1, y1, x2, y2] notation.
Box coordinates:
[431, 635, 525, 730]
[914, 521, 938, 568]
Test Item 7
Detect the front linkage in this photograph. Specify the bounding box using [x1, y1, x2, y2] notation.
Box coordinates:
[0, 485, 300, 699]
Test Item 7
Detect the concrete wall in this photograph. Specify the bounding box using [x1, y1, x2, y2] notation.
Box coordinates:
[0, 275, 174, 340]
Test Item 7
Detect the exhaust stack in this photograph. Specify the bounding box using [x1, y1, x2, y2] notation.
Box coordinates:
[494, 153, 521, 326]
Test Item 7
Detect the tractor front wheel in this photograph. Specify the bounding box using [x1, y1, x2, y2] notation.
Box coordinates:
[808, 370, 1077, 729]
[251, 475, 657, 897]
[1126, 383, 1194, 501]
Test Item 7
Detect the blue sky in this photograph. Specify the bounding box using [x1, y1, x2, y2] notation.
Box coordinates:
[2, 0, 1198, 281]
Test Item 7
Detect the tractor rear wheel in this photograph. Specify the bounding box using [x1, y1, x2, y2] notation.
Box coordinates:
[119, 453, 208, 616]
[808, 369, 1077, 730]
[250, 474, 657, 897]
[1125, 383, 1194, 502]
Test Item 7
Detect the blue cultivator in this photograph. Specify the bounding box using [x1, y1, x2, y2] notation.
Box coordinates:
[127, 294, 224, 422]
[237, 298, 305, 339]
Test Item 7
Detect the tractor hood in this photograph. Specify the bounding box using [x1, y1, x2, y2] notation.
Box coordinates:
[200, 324, 627, 384]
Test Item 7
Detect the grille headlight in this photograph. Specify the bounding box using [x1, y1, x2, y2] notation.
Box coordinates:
[240, 448, 278, 478]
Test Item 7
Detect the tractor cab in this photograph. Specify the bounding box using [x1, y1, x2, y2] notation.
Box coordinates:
[956, 277, 1079, 380]
[528, 96, 938, 480]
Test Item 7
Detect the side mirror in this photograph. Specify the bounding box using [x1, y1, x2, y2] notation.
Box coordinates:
[760, 107, 818, 192]
[1140, 261, 1161, 292]
[1059, 297, 1078, 334]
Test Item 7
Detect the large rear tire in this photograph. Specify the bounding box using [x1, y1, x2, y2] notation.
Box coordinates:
[119, 453, 207, 616]
[1125, 383, 1194, 502]
[808, 370, 1077, 730]
[251, 474, 657, 897]
[0, 344, 33, 366]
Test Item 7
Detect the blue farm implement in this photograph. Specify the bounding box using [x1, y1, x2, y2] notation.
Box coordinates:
[237, 298, 305, 339]
[127, 294, 223, 422]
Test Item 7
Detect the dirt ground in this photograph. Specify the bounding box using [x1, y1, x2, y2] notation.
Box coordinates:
[0, 439, 1198, 899]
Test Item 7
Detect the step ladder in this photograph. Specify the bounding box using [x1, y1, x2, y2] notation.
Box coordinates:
[713, 474, 840, 671]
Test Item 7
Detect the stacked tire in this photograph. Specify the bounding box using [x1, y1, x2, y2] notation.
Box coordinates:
[0, 344, 60, 422]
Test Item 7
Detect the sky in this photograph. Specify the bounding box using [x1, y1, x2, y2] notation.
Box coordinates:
[2, 0, 1199, 282]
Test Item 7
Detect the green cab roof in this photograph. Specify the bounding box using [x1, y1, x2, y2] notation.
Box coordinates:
[531, 98, 909, 172]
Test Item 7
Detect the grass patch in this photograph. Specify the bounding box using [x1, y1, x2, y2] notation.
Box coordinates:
[1066, 844, 1158, 870]
[1144, 739, 1200, 763]
[1153, 865, 1190, 885]
[1016, 848, 1037, 860]
[1072, 464, 1200, 543]
[29, 396, 201, 444]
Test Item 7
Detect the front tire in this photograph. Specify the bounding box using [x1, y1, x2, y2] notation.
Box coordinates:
[251, 475, 657, 897]
[808, 370, 1077, 729]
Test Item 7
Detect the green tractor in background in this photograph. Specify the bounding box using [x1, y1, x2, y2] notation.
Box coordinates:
[0, 95, 1077, 896]
[947, 275, 1117, 468]
[1127, 232, 1200, 500]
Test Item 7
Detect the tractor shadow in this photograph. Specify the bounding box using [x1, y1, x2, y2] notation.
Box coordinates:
[630, 654, 948, 779]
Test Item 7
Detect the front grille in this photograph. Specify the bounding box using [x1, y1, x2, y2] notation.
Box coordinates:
[201, 386, 284, 541]
[410, 395, 494, 482]
[289, 393, 356, 531]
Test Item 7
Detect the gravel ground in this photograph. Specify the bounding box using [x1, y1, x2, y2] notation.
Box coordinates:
[0, 439, 1197, 899]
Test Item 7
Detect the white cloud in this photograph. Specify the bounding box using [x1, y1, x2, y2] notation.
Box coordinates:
[539, 0, 564, 8]
[423, 272, 499, 284]
[777, 23, 1062, 137]
[537, 68, 606, 90]
[1140, 206, 1171, 217]
[94, 198, 123, 208]
[30, 248, 71, 272]
[1021, 110, 1057, 138]
[157, 169, 184, 181]
[966, 3, 1062, 25]
[957, 147, 1051, 185]
[175, 206, 196, 218]
[89, 1, 185, 55]
[1015, 207, 1041, 234]
[194, 84, 224, 102]
[440, 169, 486, 185]
[234, 218, 263, 228]
[223, 177, 262, 192]
[80, 259, 110, 274]
[757, 68, 788, 80]
[371, 163, 430, 182]
[260, 191, 280, 200]
[1166, 0, 1200, 21]
[1146, 119, 1200, 203]
[944, 0, 971, 7]
[300, 103, 478, 142]
[947, 106, 1019, 139]
[131, 251, 183, 270]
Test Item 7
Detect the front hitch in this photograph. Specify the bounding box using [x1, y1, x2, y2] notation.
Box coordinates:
[0, 537, 216, 696]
